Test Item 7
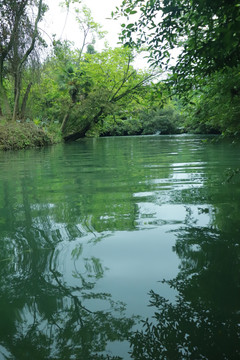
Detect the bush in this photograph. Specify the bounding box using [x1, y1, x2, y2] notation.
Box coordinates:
[92, 107, 182, 137]
[140, 107, 180, 135]
[0, 121, 55, 150]
[183, 66, 240, 136]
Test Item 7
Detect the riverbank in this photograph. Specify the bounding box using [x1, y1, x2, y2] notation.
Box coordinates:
[0, 121, 61, 150]
[0, 118, 238, 151]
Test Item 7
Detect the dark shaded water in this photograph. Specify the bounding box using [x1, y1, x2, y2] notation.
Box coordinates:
[0, 135, 239, 359]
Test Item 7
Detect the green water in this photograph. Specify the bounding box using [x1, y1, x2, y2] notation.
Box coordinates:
[0, 135, 239, 359]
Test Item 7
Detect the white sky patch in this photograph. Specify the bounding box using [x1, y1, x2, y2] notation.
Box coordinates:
[40, 0, 150, 69]
[41, 0, 123, 49]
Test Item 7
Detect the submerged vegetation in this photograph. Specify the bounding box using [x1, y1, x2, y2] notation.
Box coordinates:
[0, 0, 240, 150]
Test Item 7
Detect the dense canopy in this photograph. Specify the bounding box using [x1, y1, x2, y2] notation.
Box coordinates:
[116, 0, 240, 90]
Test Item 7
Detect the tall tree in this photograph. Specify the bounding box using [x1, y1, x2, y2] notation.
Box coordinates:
[29, 44, 159, 141]
[0, 0, 47, 119]
[56, 2, 106, 133]
[60, 46, 159, 141]
[0, 0, 27, 115]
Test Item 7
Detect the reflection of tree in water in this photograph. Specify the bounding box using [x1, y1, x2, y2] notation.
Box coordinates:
[0, 238, 136, 360]
[130, 227, 240, 360]
[0, 207, 136, 360]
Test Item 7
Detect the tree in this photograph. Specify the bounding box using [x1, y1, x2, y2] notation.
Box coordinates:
[62, 47, 159, 141]
[115, 0, 240, 93]
[0, 0, 47, 119]
[0, 0, 28, 116]
[183, 66, 240, 135]
[32, 43, 160, 141]
[53, 2, 107, 135]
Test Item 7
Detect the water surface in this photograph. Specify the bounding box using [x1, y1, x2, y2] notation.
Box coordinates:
[0, 135, 239, 359]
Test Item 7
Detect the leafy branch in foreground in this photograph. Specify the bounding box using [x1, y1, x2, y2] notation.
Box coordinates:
[115, 0, 240, 92]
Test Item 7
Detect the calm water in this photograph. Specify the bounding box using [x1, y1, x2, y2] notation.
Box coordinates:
[0, 135, 239, 359]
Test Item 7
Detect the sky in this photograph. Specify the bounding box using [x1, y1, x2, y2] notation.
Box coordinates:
[40, 0, 179, 71]
[42, 0, 124, 50]
[40, 0, 150, 69]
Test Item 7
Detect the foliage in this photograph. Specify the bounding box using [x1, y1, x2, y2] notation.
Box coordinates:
[0, 121, 54, 150]
[183, 66, 240, 135]
[94, 105, 182, 136]
[115, 0, 240, 91]
[4, 0, 238, 146]
[29, 43, 160, 141]
[115, 0, 240, 136]
[140, 106, 182, 135]
[0, 0, 47, 119]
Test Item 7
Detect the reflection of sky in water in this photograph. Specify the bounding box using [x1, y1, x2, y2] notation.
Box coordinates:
[135, 203, 213, 228]
[59, 228, 179, 317]
[28, 200, 213, 323]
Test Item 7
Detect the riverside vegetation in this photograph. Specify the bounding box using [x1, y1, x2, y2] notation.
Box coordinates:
[0, 0, 240, 150]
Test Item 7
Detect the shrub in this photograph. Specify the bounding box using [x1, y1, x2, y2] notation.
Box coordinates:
[0, 121, 54, 150]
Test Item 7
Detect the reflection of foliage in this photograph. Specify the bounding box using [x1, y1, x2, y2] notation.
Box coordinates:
[131, 288, 240, 360]
[130, 227, 240, 359]
[224, 168, 240, 183]
[2, 136, 240, 359]
[0, 173, 137, 359]
[0, 241, 136, 360]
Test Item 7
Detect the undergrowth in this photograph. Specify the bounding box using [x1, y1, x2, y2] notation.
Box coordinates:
[0, 120, 61, 150]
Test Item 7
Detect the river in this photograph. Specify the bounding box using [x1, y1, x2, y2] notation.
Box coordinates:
[0, 135, 239, 359]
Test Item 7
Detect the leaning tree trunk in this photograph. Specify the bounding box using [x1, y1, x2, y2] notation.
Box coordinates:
[61, 113, 69, 133]
[63, 120, 94, 141]
[63, 107, 104, 142]
[63, 72, 157, 142]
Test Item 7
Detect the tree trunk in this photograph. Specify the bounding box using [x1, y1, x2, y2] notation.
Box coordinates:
[12, 0, 43, 122]
[61, 113, 69, 133]
[0, 1, 28, 119]
[20, 82, 32, 118]
[12, 87, 20, 121]
[0, 82, 11, 118]
[63, 119, 94, 141]
[12, 73, 21, 121]
[64, 107, 104, 142]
